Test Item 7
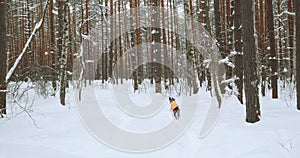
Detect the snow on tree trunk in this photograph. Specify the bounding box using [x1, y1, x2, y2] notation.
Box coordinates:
[241, 0, 261, 123]
[58, 0, 69, 106]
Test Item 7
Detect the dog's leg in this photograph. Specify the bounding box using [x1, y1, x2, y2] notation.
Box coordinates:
[176, 109, 180, 120]
[173, 110, 177, 119]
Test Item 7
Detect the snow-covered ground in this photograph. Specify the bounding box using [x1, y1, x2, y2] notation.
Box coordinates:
[0, 83, 299, 158]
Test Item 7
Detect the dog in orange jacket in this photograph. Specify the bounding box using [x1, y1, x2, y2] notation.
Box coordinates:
[169, 97, 180, 120]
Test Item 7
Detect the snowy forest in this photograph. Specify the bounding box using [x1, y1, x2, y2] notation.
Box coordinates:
[0, 0, 300, 157]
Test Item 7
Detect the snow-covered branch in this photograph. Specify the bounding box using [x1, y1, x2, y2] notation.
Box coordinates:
[5, 0, 49, 82]
[275, 10, 295, 17]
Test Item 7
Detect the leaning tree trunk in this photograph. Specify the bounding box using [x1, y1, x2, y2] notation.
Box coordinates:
[241, 0, 261, 123]
[0, 0, 7, 116]
[296, 0, 300, 110]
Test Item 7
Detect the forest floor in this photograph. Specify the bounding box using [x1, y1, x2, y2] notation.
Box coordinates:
[0, 82, 299, 158]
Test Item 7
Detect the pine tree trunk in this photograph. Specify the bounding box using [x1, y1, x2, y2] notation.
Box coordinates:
[25, 0, 33, 70]
[21, 5, 26, 69]
[162, 0, 168, 89]
[287, 0, 294, 81]
[0, 0, 7, 115]
[108, 0, 113, 80]
[58, 0, 68, 106]
[277, 0, 283, 77]
[214, 0, 222, 53]
[266, 0, 278, 98]
[151, 0, 162, 93]
[67, 5, 73, 81]
[241, 0, 261, 123]
[296, 0, 300, 110]
[118, 0, 123, 84]
[260, 0, 266, 96]
[188, 0, 199, 94]
[39, 0, 45, 66]
[226, 0, 233, 79]
[169, 0, 174, 85]
[233, 0, 243, 104]
[136, 0, 143, 85]
[49, 0, 57, 92]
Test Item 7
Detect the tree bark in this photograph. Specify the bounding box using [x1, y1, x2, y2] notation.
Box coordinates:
[287, 0, 294, 80]
[0, 0, 7, 115]
[233, 0, 243, 104]
[150, 0, 162, 93]
[58, 0, 68, 105]
[49, 0, 57, 92]
[214, 0, 223, 53]
[296, 0, 300, 110]
[260, 0, 266, 96]
[241, 0, 261, 123]
[266, 0, 278, 98]
[277, 0, 283, 76]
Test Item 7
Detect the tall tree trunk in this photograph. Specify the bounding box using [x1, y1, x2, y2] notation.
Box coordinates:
[151, 0, 161, 93]
[49, 0, 57, 92]
[39, 0, 45, 66]
[241, 0, 261, 123]
[118, 0, 123, 84]
[199, 0, 212, 90]
[21, 5, 26, 69]
[85, 0, 92, 85]
[184, 0, 192, 95]
[189, 0, 199, 94]
[67, 5, 73, 81]
[58, 0, 68, 105]
[0, 0, 7, 115]
[100, 0, 107, 83]
[213, 0, 224, 93]
[25, 0, 33, 69]
[162, 0, 168, 89]
[266, 0, 278, 98]
[296, 0, 300, 110]
[129, 0, 138, 91]
[199, 0, 211, 33]
[108, 0, 113, 80]
[226, 0, 233, 79]
[260, 0, 266, 96]
[287, 0, 294, 81]
[233, 0, 243, 104]
[113, 2, 118, 84]
[277, 0, 283, 77]
[169, 0, 175, 85]
[214, 0, 223, 53]
[136, 0, 142, 86]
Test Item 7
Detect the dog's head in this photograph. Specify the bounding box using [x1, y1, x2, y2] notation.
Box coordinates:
[169, 97, 175, 103]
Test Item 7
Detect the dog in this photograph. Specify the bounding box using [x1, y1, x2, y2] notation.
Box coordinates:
[169, 97, 180, 120]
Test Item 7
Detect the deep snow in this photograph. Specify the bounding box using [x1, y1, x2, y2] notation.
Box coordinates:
[0, 83, 299, 158]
